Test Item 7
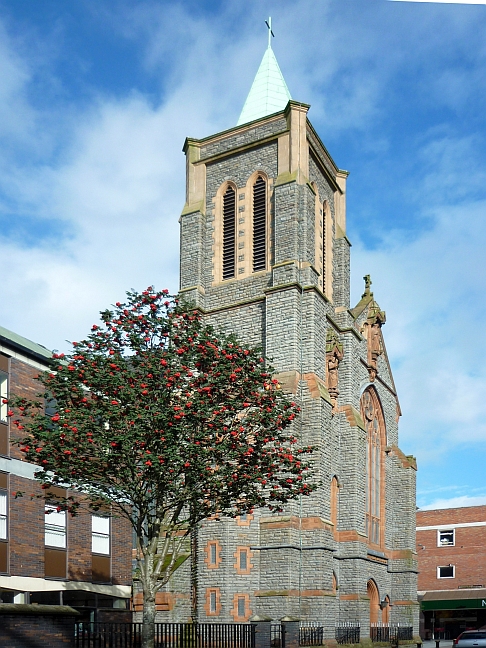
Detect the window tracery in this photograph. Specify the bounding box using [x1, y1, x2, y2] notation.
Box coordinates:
[361, 388, 385, 546]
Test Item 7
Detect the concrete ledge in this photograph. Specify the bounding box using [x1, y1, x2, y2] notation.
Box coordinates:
[0, 604, 80, 616]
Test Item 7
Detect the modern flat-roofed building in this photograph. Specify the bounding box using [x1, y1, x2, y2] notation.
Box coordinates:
[417, 505, 486, 640]
[0, 325, 132, 621]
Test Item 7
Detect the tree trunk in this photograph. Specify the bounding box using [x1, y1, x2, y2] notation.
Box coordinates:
[142, 584, 156, 648]
[190, 523, 199, 623]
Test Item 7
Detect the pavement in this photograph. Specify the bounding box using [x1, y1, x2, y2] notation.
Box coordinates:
[421, 641, 454, 648]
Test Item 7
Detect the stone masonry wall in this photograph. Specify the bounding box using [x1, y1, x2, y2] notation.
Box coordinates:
[173, 110, 418, 633]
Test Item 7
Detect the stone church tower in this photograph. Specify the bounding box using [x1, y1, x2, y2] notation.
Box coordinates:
[167, 36, 418, 636]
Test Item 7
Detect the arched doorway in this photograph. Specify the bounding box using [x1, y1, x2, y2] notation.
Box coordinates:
[367, 579, 380, 625]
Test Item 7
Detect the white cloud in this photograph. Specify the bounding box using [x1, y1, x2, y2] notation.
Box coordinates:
[352, 130, 486, 459]
[419, 494, 486, 511]
[1, 0, 486, 507]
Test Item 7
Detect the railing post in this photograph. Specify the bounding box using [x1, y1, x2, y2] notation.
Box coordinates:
[280, 616, 299, 648]
[250, 615, 273, 648]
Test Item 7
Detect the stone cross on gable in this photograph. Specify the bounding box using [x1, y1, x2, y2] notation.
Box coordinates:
[363, 274, 372, 297]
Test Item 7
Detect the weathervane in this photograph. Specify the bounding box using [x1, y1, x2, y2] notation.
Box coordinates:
[265, 17, 275, 49]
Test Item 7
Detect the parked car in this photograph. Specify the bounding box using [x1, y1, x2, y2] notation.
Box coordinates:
[453, 631, 486, 647]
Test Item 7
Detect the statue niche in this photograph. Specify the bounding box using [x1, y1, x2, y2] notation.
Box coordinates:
[326, 329, 343, 412]
[359, 277, 386, 382]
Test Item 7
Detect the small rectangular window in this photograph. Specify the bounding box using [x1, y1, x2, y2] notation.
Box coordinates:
[438, 529, 455, 547]
[210, 542, 217, 565]
[210, 591, 216, 613]
[92, 515, 110, 555]
[0, 490, 7, 540]
[45, 505, 66, 548]
[240, 549, 247, 571]
[237, 596, 245, 618]
[0, 371, 8, 423]
[438, 565, 455, 579]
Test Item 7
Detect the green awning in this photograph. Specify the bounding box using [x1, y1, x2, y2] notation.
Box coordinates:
[422, 590, 486, 611]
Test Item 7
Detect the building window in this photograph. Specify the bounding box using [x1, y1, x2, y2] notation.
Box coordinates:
[0, 370, 7, 423]
[438, 565, 455, 579]
[222, 186, 236, 280]
[234, 546, 253, 574]
[230, 593, 251, 621]
[252, 176, 266, 272]
[237, 596, 245, 617]
[0, 473, 8, 574]
[438, 529, 455, 547]
[92, 515, 110, 554]
[92, 515, 111, 583]
[236, 513, 253, 527]
[45, 503, 67, 579]
[0, 354, 9, 457]
[330, 476, 339, 532]
[361, 388, 385, 547]
[204, 540, 222, 569]
[45, 505, 67, 548]
[240, 549, 247, 571]
[205, 588, 221, 616]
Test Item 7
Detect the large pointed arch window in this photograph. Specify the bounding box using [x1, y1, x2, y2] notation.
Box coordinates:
[360, 388, 385, 546]
[222, 186, 236, 280]
[252, 176, 267, 272]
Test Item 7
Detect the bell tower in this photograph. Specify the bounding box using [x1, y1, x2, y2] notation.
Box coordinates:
[176, 23, 418, 634]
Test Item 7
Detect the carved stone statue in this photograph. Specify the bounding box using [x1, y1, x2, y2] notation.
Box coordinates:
[326, 330, 344, 412]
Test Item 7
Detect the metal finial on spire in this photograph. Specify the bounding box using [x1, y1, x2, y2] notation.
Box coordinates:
[265, 17, 275, 49]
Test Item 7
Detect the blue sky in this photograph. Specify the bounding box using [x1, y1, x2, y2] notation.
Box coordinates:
[1, 0, 486, 510]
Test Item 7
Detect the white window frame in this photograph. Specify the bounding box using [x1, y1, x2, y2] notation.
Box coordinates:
[437, 565, 455, 579]
[438, 529, 455, 547]
[0, 371, 8, 423]
[45, 505, 66, 549]
[0, 490, 7, 541]
[92, 515, 110, 555]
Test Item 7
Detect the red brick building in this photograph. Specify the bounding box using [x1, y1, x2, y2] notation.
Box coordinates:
[0, 325, 132, 621]
[416, 505, 486, 640]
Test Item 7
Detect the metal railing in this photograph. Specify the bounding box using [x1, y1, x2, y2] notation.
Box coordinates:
[335, 622, 361, 645]
[270, 624, 283, 648]
[75, 622, 256, 648]
[300, 625, 324, 646]
[370, 624, 414, 643]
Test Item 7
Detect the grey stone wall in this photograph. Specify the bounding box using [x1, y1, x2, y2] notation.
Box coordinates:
[171, 111, 418, 635]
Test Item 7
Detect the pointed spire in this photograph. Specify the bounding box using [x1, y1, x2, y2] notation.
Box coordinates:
[236, 17, 291, 127]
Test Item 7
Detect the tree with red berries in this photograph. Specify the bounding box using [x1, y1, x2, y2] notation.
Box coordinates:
[8, 288, 313, 648]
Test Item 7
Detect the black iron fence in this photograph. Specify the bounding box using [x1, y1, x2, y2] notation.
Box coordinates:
[335, 622, 361, 645]
[300, 624, 324, 646]
[270, 624, 282, 648]
[370, 624, 414, 643]
[75, 621, 413, 648]
[75, 622, 255, 648]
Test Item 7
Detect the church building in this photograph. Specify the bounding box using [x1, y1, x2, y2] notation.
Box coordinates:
[160, 32, 418, 637]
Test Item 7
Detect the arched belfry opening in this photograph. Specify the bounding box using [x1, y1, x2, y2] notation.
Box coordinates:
[252, 175, 267, 272]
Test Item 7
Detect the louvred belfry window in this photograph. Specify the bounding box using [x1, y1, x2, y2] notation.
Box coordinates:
[222, 186, 236, 280]
[252, 176, 266, 272]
